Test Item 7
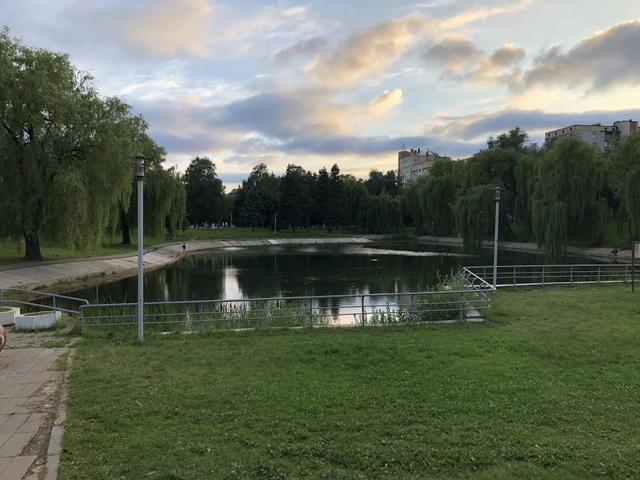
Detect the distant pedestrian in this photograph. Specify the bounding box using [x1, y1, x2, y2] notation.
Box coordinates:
[182, 244, 186, 252]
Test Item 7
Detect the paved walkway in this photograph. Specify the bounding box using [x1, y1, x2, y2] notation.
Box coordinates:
[418, 236, 631, 262]
[0, 237, 378, 291]
[0, 333, 70, 479]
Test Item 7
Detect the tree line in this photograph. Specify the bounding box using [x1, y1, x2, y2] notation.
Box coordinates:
[404, 128, 640, 258]
[229, 163, 402, 234]
[224, 127, 640, 258]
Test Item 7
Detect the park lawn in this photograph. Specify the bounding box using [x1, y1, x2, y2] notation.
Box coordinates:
[58, 285, 640, 480]
[0, 228, 363, 264]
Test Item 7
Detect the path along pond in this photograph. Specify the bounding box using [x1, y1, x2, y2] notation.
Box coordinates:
[67, 240, 604, 306]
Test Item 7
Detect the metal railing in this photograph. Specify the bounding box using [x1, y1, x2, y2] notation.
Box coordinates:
[78, 269, 495, 332]
[0, 287, 89, 316]
[11, 262, 630, 335]
[465, 264, 632, 288]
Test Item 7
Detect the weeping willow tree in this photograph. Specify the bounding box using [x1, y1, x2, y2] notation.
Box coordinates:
[513, 154, 538, 233]
[360, 194, 402, 233]
[532, 138, 606, 259]
[454, 185, 496, 252]
[612, 135, 640, 240]
[406, 174, 456, 236]
[143, 167, 186, 238]
[0, 30, 136, 259]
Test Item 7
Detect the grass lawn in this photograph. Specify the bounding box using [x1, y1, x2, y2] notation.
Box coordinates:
[58, 285, 640, 479]
[0, 228, 363, 264]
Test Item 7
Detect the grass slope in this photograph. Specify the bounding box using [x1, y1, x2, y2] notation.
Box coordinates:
[59, 285, 640, 479]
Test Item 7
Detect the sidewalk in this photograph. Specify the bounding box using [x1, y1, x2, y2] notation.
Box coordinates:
[0, 332, 70, 479]
[418, 236, 631, 262]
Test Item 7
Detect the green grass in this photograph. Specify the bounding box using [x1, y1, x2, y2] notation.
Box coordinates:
[58, 285, 640, 479]
[0, 228, 365, 265]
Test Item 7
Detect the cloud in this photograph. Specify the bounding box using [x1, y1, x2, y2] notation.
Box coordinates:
[520, 20, 640, 92]
[273, 37, 327, 64]
[304, 1, 532, 89]
[368, 89, 404, 118]
[438, 0, 534, 29]
[470, 43, 525, 83]
[433, 107, 640, 141]
[135, 90, 480, 162]
[308, 14, 427, 88]
[423, 35, 484, 75]
[113, 0, 214, 58]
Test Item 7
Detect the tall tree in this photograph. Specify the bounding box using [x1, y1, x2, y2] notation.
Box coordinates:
[184, 156, 225, 226]
[0, 30, 135, 260]
[279, 164, 310, 230]
[326, 164, 346, 231]
[532, 138, 606, 258]
[612, 135, 640, 239]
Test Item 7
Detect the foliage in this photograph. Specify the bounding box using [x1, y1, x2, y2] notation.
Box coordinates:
[612, 135, 640, 239]
[0, 31, 140, 259]
[184, 156, 226, 226]
[532, 138, 606, 258]
[454, 185, 496, 252]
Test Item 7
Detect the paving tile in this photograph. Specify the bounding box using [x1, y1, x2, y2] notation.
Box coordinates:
[0, 455, 36, 480]
[0, 433, 33, 458]
[0, 458, 10, 477]
[0, 415, 28, 436]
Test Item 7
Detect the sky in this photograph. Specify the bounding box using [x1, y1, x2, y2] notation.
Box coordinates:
[1, 0, 639, 188]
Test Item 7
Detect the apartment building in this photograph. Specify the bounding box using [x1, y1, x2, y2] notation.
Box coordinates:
[397, 148, 442, 184]
[545, 120, 638, 152]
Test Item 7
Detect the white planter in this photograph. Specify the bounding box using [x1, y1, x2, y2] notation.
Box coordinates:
[15, 310, 61, 331]
[0, 307, 20, 326]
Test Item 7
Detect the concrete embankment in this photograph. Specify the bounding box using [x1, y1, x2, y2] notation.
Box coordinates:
[0, 237, 381, 291]
[418, 236, 630, 262]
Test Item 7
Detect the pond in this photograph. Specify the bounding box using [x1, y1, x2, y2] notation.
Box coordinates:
[68, 240, 603, 304]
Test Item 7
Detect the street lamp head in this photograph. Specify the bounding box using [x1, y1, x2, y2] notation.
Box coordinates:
[495, 186, 502, 201]
[135, 154, 145, 179]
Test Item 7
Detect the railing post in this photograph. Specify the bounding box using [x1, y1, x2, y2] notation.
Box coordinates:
[52, 295, 56, 311]
[0, 289, 3, 307]
[309, 300, 314, 328]
[513, 266, 516, 287]
[542, 265, 545, 286]
[598, 265, 601, 283]
[459, 292, 464, 321]
[361, 296, 366, 327]
[79, 307, 84, 334]
[570, 265, 573, 284]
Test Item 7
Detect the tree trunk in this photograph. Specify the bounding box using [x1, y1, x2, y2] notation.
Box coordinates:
[120, 207, 131, 245]
[24, 232, 42, 261]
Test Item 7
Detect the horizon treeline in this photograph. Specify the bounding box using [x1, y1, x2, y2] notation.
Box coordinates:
[222, 127, 640, 258]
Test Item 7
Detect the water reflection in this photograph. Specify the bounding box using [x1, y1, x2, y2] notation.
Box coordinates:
[69, 242, 604, 317]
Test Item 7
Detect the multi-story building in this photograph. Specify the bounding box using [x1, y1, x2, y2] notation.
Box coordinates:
[398, 148, 442, 184]
[544, 120, 639, 153]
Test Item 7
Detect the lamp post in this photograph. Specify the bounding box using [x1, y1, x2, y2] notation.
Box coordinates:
[135, 154, 145, 342]
[493, 186, 501, 289]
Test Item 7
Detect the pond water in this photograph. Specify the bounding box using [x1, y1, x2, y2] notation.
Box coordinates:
[68, 240, 603, 304]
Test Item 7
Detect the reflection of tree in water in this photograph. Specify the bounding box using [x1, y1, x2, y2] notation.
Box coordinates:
[67, 243, 570, 305]
[233, 247, 462, 297]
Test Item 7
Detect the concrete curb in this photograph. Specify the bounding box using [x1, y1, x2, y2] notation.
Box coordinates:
[43, 348, 74, 480]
